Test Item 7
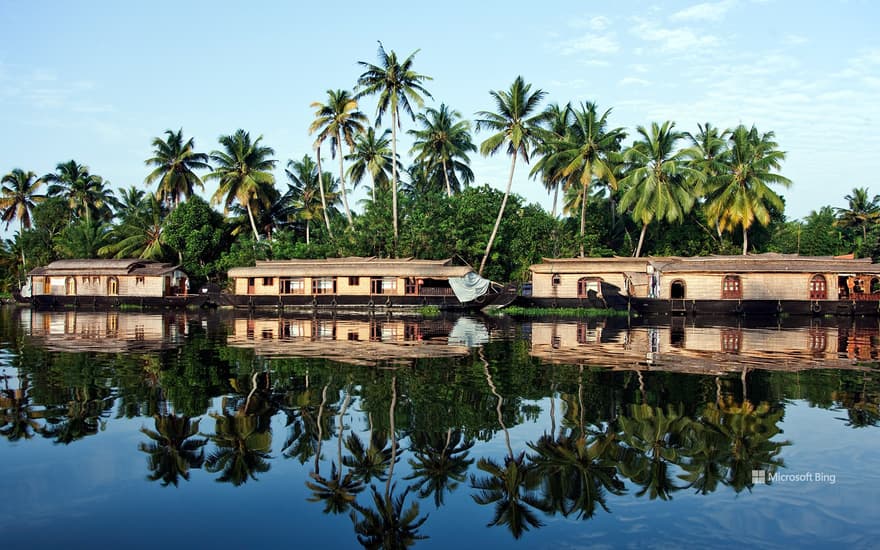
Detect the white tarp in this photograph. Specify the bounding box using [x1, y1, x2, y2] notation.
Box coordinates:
[448, 317, 489, 347]
[448, 271, 491, 303]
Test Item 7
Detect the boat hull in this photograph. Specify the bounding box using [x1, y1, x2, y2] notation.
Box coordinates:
[219, 293, 485, 311]
[629, 298, 880, 317]
[30, 294, 211, 310]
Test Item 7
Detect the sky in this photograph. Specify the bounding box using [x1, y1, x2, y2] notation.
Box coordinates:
[1, 0, 878, 233]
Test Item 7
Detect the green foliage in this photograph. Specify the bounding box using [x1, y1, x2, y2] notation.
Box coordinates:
[162, 195, 226, 282]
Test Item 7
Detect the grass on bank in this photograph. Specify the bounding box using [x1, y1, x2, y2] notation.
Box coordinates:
[417, 305, 441, 317]
[490, 306, 630, 318]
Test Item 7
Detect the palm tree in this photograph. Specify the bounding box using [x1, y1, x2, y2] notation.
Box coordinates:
[204, 410, 273, 486]
[284, 155, 338, 244]
[344, 429, 395, 484]
[99, 193, 169, 260]
[705, 125, 792, 254]
[617, 121, 704, 257]
[835, 187, 880, 244]
[0, 169, 44, 269]
[139, 414, 207, 487]
[356, 42, 433, 250]
[144, 128, 210, 208]
[350, 484, 429, 549]
[346, 128, 399, 203]
[409, 104, 476, 197]
[54, 218, 111, 258]
[475, 76, 546, 274]
[542, 102, 625, 257]
[685, 122, 730, 183]
[44, 160, 114, 224]
[530, 102, 573, 217]
[405, 429, 475, 508]
[309, 89, 368, 226]
[206, 129, 277, 242]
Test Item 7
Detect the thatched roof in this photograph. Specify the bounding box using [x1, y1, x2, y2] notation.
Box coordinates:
[656, 253, 880, 274]
[530, 253, 880, 275]
[228, 257, 472, 278]
[29, 259, 182, 277]
[530, 257, 656, 274]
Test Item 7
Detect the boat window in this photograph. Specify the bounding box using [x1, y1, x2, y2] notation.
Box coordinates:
[280, 278, 305, 294]
[136, 276, 145, 285]
[107, 277, 119, 296]
[312, 277, 336, 295]
[670, 280, 686, 299]
[371, 277, 396, 294]
[65, 276, 76, 296]
[551, 274, 561, 286]
[577, 277, 601, 298]
[348, 276, 360, 286]
[809, 274, 827, 300]
[721, 275, 742, 299]
[262, 277, 274, 286]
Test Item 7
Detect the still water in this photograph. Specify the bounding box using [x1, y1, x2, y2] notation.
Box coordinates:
[2, 308, 879, 548]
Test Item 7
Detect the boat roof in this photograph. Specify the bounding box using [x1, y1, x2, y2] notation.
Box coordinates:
[29, 259, 183, 277]
[530, 253, 880, 275]
[227, 257, 473, 278]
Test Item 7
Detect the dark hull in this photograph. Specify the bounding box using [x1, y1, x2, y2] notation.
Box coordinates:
[31, 294, 211, 310]
[221, 293, 485, 311]
[630, 298, 880, 317]
[516, 296, 631, 310]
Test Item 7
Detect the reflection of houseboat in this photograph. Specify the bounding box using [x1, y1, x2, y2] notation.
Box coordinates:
[26, 259, 203, 309]
[225, 257, 497, 310]
[527, 254, 880, 316]
[22, 310, 189, 352]
[529, 319, 880, 373]
[226, 316, 473, 365]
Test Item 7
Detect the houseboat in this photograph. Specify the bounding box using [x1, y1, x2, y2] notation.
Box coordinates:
[225, 257, 497, 310]
[26, 259, 201, 309]
[526, 254, 880, 316]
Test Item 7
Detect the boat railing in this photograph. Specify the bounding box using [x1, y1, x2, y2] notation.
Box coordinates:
[417, 287, 455, 296]
[851, 293, 880, 302]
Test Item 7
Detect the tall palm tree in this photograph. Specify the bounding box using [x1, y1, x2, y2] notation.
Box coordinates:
[144, 128, 210, 208]
[835, 187, 880, 244]
[685, 122, 730, 183]
[345, 127, 398, 203]
[285, 155, 339, 244]
[542, 102, 625, 257]
[530, 102, 573, 217]
[475, 76, 546, 274]
[705, 125, 792, 254]
[356, 42, 433, 250]
[309, 89, 368, 226]
[617, 121, 704, 257]
[206, 129, 277, 242]
[409, 104, 476, 197]
[99, 193, 169, 260]
[0, 169, 44, 269]
[44, 160, 112, 224]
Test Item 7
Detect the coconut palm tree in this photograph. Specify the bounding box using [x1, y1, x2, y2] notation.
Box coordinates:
[356, 42, 433, 250]
[139, 414, 207, 487]
[344, 429, 395, 484]
[685, 122, 730, 184]
[345, 127, 398, 203]
[144, 128, 210, 208]
[0, 168, 44, 269]
[309, 89, 368, 226]
[44, 160, 115, 224]
[405, 429, 475, 508]
[285, 155, 339, 244]
[705, 125, 792, 254]
[617, 121, 704, 257]
[99, 192, 169, 260]
[835, 187, 880, 245]
[204, 409, 273, 486]
[206, 129, 277, 242]
[409, 104, 476, 197]
[54, 218, 111, 258]
[475, 76, 546, 274]
[350, 484, 429, 549]
[530, 102, 573, 217]
[542, 102, 625, 257]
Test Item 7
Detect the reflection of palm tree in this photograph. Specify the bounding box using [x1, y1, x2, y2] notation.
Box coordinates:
[43, 386, 110, 445]
[406, 429, 475, 508]
[617, 403, 690, 500]
[350, 484, 428, 550]
[0, 378, 45, 441]
[676, 419, 731, 495]
[344, 426, 394, 484]
[139, 414, 207, 486]
[205, 410, 272, 486]
[470, 350, 546, 539]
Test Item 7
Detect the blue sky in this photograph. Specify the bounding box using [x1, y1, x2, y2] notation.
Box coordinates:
[1, 0, 878, 229]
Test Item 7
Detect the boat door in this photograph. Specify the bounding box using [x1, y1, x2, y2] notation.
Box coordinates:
[247, 277, 256, 295]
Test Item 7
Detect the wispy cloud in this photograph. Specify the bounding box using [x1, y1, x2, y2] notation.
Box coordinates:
[632, 19, 720, 52]
[569, 15, 611, 31]
[782, 34, 808, 46]
[555, 33, 620, 55]
[619, 77, 651, 87]
[671, 0, 737, 22]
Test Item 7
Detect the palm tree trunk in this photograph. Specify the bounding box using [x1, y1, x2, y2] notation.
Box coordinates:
[479, 151, 517, 276]
[579, 181, 588, 257]
[742, 227, 748, 255]
[337, 387, 351, 479]
[246, 202, 261, 242]
[551, 182, 558, 218]
[634, 222, 648, 257]
[369, 174, 376, 203]
[306, 220, 310, 245]
[385, 374, 397, 498]
[391, 112, 399, 255]
[442, 158, 452, 197]
[336, 132, 354, 226]
[19, 218, 26, 273]
[315, 145, 333, 237]
[481, 349, 512, 458]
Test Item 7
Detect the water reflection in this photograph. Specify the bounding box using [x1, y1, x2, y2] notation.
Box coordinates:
[2, 308, 880, 547]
